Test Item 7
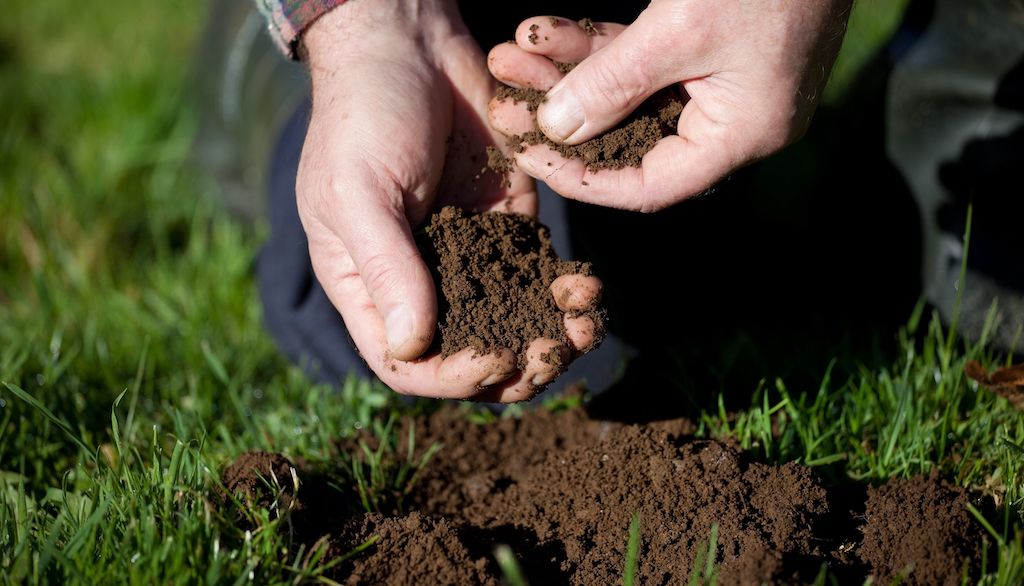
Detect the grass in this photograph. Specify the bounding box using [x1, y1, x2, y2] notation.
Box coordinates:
[622, 512, 642, 586]
[1, 0, 1022, 583]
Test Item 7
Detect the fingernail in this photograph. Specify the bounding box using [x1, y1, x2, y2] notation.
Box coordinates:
[385, 305, 414, 352]
[539, 84, 584, 142]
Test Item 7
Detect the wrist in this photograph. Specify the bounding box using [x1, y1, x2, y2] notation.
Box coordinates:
[303, 0, 460, 66]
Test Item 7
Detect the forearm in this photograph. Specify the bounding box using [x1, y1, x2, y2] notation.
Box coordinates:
[255, 0, 460, 59]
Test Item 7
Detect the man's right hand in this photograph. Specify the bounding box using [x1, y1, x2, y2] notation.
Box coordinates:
[488, 0, 853, 212]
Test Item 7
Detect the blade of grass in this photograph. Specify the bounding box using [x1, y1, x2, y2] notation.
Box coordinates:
[623, 512, 642, 586]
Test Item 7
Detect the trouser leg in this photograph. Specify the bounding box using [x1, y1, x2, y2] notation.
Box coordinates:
[887, 0, 1024, 350]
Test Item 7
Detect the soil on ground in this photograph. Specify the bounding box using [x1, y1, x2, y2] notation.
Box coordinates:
[222, 403, 990, 585]
[418, 206, 603, 368]
[491, 85, 683, 173]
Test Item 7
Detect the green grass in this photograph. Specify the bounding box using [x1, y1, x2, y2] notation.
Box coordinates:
[1, 0, 1022, 583]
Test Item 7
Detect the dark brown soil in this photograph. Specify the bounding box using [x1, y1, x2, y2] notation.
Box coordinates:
[331, 512, 495, 585]
[492, 85, 683, 172]
[553, 60, 578, 73]
[527, 23, 540, 45]
[222, 404, 990, 584]
[221, 451, 299, 523]
[858, 472, 987, 586]
[418, 206, 603, 367]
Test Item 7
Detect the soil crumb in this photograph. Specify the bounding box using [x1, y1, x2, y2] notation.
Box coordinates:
[419, 206, 603, 368]
[527, 23, 540, 44]
[578, 18, 599, 36]
[553, 60, 578, 73]
[494, 85, 545, 112]
[222, 403, 990, 585]
[492, 85, 683, 173]
[859, 472, 986, 585]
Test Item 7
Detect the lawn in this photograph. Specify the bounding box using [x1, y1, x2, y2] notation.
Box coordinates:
[1, 0, 1022, 583]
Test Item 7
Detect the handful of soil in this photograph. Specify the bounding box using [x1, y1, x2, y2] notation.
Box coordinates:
[418, 207, 604, 371]
[490, 85, 683, 173]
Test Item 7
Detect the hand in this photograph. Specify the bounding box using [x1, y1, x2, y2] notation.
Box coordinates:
[297, 0, 602, 402]
[487, 1, 852, 211]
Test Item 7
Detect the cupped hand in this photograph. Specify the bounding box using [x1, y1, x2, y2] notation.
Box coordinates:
[487, 1, 852, 212]
[297, 0, 602, 402]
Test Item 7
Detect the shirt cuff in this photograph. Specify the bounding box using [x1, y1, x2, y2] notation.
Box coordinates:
[256, 0, 349, 59]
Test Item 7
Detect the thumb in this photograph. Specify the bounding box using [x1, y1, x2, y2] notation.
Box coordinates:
[536, 14, 678, 145]
[320, 175, 438, 362]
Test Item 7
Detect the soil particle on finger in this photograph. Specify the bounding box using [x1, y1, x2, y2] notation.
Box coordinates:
[553, 60, 578, 73]
[577, 18, 599, 36]
[527, 23, 540, 44]
[549, 16, 561, 28]
[419, 206, 604, 371]
[494, 85, 545, 112]
[491, 85, 683, 173]
[858, 472, 987, 585]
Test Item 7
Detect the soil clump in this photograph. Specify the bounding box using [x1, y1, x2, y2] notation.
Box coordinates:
[491, 85, 683, 172]
[222, 403, 989, 584]
[220, 451, 300, 526]
[418, 206, 603, 367]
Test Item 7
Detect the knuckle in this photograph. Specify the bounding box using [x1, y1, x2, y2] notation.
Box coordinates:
[359, 251, 410, 299]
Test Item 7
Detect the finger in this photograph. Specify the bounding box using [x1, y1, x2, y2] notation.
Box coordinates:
[523, 338, 571, 387]
[478, 337, 571, 403]
[550, 274, 603, 312]
[487, 42, 562, 91]
[515, 17, 625, 63]
[310, 168, 438, 361]
[473, 373, 535, 404]
[564, 314, 600, 353]
[488, 96, 537, 136]
[383, 347, 517, 399]
[536, 13, 682, 145]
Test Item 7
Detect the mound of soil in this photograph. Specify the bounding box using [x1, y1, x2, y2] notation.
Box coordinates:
[221, 451, 299, 524]
[491, 86, 683, 172]
[419, 206, 603, 367]
[859, 472, 987, 585]
[332, 513, 494, 585]
[222, 404, 990, 584]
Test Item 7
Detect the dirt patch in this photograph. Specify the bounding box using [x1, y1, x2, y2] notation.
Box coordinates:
[492, 86, 683, 172]
[331, 512, 495, 585]
[220, 451, 299, 524]
[223, 404, 989, 584]
[859, 472, 987, 585]
[418, 206, 603, 368]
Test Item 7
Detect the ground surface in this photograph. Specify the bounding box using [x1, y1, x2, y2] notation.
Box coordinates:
[225, 405, 989, 584]
[1, 1, 1023, 584]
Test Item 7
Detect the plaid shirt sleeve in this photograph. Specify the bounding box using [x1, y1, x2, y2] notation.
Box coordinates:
[254, 0, 349, 59]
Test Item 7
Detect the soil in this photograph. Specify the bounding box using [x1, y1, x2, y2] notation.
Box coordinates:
[491, 85, 684, 172]
[222, 403, 991, 584]
[528, 23, 540, 45]
[577, 18, 599, 36]
[418, 206, 603, 368]
[221, 451, 299, 524]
